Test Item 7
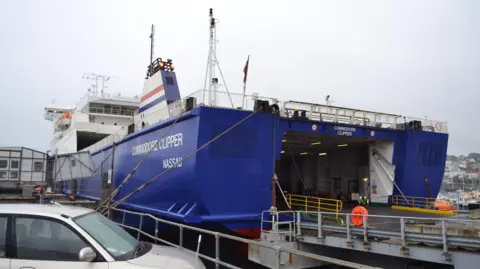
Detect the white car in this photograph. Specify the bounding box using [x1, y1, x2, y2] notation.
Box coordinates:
[0, 204, 206, 269]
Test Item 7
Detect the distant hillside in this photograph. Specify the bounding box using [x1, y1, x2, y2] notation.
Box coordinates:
[447, 155, 458, 161]
[468, 153, 480, 160]
[447, 153, 480, 161]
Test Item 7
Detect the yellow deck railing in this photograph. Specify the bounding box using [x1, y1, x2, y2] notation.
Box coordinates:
[391, 195, 458, 216]
[286, 194, 343, 219]
[391, 195, 437, 209]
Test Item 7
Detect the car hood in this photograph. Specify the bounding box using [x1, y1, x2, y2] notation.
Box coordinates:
[128, 244, 206, 269]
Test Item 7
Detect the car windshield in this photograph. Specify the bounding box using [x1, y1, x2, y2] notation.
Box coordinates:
[74, 212, 138, 260]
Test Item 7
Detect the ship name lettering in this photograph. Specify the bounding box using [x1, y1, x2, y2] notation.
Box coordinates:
[132, 140, 159, 156]
[333, 125, 356, 136]
[163, 157, 183, 169]
[158, 133, 183, 150]
[131, 133, 183, 156]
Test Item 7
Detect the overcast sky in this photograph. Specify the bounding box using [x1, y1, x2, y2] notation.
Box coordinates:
[0, 0, 478, 155]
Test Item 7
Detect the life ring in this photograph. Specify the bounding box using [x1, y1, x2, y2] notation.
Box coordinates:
[351, 206, 368, 226]
[434, 122, 442, 132]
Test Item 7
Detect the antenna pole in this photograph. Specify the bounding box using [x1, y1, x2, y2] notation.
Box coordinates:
[204, 8, 234, 108]
[149, 24, 155, 64]
[207, 8, 217, 106]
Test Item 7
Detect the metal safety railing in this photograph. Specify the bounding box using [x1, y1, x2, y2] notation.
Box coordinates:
[134, 89, 448, 135]
[260, 210, 297, 242]
[89, 106, 135, 116]
[286, 194, 343, 220]
[105, 207, 381, 269]
[391, 195, 458, 213]
[392, 195, 436, 208]
[290, 210, 480, 262]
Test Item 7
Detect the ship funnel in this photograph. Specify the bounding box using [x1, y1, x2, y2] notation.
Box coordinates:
[139, 58, 181, 116]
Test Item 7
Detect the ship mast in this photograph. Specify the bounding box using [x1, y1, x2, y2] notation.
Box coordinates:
[204, 8, 234, 108]
[207, 8, 218, 106]
[149, 24, 155, 65]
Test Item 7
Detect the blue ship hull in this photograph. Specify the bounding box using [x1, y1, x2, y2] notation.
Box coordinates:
[58, 105, 448, 237]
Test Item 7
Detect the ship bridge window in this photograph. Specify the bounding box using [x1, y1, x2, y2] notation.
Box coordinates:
[10, 172, 18, 179]
[0, 172, 5, 179]
[0, 160, 7, 169]
[11, 160, 19, 169]
[34, 162, 43, 172]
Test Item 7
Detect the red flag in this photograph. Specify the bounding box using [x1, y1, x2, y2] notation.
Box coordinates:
[243, 55, 249, 84]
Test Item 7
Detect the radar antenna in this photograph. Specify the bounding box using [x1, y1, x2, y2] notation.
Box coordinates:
[82, 73, 118, 96]
[203, 8, 234, 108]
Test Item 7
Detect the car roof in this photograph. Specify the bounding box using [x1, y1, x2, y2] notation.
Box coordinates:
[0, 203, 94, 218]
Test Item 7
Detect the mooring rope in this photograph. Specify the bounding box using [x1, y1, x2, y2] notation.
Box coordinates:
[106, 107, 264, 210]
[97, 111, 186, 212]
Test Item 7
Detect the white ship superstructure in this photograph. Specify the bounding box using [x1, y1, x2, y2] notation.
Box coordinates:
[45, 74, 140, 154]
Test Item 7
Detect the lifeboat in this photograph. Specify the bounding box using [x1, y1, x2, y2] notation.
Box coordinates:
[59, 112, 72, 119]
[55, 112, 72, 130]
[433, 200, 456, 211]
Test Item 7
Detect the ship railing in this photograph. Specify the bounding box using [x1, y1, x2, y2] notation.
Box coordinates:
[287, 210, 480, 253]
[169, 89, 207, 116]
[201, 90, 280, 111]
[161, 89, 278, 118]
[391, 195, 458, 213]
[260, 210, 297, 242]
[139, 89, 448, 134]
[283, 100, 403, 130]
[89, 107, 135, 117]
[197, 90, 448, 134]
[132, 89, 205, 128]
[137, 89, 277, 126]
[283, 100, 449, 134]
[181, 89, 279, 111]
[104, 207, 377, 269]
[286, 194, 343, 223]
[403, 116, 448, 134]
